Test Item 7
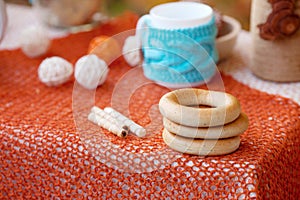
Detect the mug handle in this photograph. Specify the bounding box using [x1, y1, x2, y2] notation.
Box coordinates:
[0, 0, 7, 42]
[135, 14, 151, 43]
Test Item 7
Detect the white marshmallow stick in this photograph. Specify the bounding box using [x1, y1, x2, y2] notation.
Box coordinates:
[104, 107, 146, 138]
[88, 108, 128, 138]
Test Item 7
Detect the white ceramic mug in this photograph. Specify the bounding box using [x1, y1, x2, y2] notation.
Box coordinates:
[0, 0, 7, 43]
[137, 1, 213, 30]
[135, 1, 214, 50]
[135, 2, 218, 88]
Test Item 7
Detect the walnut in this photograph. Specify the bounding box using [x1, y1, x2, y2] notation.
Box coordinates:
[38, 56, 73, 86]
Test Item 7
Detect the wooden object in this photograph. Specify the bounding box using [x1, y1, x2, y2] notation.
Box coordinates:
[250, 0, 300, 82]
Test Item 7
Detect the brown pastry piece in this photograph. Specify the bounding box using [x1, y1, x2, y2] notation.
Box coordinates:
[270, 8, 293, 34]
[272, 1, 294, 12]
[258, 23, 278, 40]
[268, 0, 295, 4]
[279, 15, 300, 36]
[258, 0, 300, 40]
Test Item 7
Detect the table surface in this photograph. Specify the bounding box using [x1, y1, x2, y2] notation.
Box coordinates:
[1, 4, 299, 105]
[0, 3, 299, 200]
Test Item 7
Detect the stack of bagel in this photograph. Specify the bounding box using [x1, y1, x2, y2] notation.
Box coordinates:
[159, 88, 249, 156]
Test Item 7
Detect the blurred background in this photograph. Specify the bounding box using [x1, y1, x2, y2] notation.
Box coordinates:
[4, 0, 251, 30]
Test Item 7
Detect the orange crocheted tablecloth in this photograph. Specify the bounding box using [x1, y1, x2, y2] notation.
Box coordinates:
[0, 13, 299, 199]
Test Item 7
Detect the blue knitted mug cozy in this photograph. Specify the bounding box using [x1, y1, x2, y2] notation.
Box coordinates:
[140, 16, 218, 87]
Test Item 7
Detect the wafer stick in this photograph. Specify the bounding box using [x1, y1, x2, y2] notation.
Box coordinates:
[104, 107, 146, 137]
[91, 106, 129, 135]
[88, 109, 128, 138]
[91, 106, 128, 129]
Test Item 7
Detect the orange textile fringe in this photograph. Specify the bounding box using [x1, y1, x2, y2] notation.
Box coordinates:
[0, 12, 299, 199]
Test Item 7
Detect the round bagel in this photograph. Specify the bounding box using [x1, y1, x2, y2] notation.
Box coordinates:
[163, 113, 248, 139]
[159, 88, 241, 127]
[162, 128, 241, 156]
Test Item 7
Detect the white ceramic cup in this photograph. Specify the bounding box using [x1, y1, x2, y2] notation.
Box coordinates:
[137, 1, 213, 30]
[135, 2, 217, 88]
[0, 0, 7, 43]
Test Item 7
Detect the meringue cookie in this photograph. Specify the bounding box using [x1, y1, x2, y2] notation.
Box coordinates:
[122, 35, 142, 67]
[38, 56, 73, 86]
[20, 25, 50, 58]
[75, 54, 109, 90]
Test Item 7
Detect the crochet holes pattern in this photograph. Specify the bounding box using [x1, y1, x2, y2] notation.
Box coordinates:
[0, 12, 299, 199]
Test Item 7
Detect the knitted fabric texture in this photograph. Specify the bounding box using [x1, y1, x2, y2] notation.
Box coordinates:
[0, 12, 299, 199]
[141, 16, 218, 85]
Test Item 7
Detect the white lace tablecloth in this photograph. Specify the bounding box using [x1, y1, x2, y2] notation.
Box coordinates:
[1, 3, 299, 105]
